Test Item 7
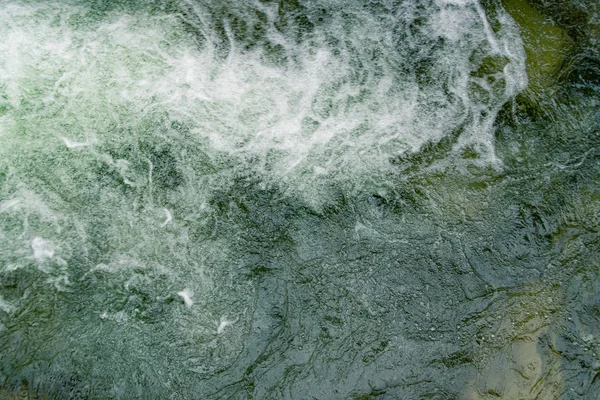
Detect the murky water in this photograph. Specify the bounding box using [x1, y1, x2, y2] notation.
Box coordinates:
[0, 0, 598, 398]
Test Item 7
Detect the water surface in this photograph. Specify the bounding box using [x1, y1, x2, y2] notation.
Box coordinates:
[0, 0, 599, 398]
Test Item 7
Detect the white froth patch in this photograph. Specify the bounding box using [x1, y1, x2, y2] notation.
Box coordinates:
[46, 275, 70, 291]
[178, 289, 194, 308]
[161, 208, 173, 227]
[0, 199, 20, 214]
[0, 296, 14, 314]
[217, 315, 238, 334]
[115, 311, 127, 324]
[60, 136, 96, 149]
[434, 0, 475, 42]
[0, 192, 63, 237]
[0, 1, 527, 206]
[31, 237, 54, 262]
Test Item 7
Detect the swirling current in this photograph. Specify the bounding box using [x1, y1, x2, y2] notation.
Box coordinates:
[0, 0, 599, 398]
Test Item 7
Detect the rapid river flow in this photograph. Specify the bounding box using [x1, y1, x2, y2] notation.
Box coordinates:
[0, 0, 599, 398]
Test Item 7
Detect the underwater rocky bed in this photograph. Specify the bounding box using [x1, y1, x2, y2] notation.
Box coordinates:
[0, 0, 599, 398]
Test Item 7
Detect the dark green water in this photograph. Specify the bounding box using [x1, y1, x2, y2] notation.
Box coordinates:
[0, 0, 598, 398]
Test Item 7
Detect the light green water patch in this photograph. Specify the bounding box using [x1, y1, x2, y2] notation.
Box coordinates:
[502, 0, 574, 96]
[463, 279, 565, 399]
[528, 0, 600, 44]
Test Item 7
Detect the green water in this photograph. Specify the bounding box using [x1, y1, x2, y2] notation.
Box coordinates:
[0, 0, 598, 398]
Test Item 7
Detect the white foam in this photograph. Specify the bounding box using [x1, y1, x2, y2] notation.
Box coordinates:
[0, 2, 528, 204]
[31, 237, 54, 263]
[115, 311, 127, 324]
[0, 199, 20, 214]
[59, 136, 96, 149]
[0, 192, 62, 233]
[177, 289, 194, 308]
[161, 208, 173, 227]
[0, 296, 14, 314]
[217, 315, 238, 334]
[46, 275, 70, 291]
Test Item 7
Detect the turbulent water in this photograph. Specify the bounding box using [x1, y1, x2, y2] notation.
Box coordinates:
[0, 0, 598, 398]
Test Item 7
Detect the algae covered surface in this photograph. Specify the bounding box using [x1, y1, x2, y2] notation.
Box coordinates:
[0, 0, 599, 398]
